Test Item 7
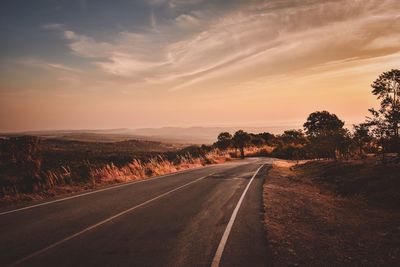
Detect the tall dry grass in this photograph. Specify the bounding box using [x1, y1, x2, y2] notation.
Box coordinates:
[0, 149, 231, 204]
[90, 149, 230, 184]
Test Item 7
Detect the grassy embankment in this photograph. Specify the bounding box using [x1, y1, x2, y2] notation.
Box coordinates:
[0, 137, 231, 206]
[263, 159, 400, 266]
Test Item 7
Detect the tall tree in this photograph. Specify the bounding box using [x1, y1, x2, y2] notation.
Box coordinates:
[366, 108, 391, 163]
[303, 111, 345, 159]
[353, 123, 372, 157]
[370, 69, 400, 154]
[233, 130, 251, 159]
[304, 111, 345, 137]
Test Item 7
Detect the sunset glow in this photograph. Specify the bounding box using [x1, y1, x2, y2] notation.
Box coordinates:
[1, 0, 399, 131]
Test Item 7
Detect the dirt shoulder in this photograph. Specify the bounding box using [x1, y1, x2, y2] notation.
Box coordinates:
[263, 160, 400, 266]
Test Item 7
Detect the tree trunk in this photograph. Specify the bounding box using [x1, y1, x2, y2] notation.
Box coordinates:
[392, 73, 399, 156]
[382, 141, 386, 165]
[240, 147, 245, 159]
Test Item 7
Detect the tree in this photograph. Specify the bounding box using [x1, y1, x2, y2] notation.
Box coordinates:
[304, 111, 345, 137]
[336, 128, 353, 160]
[250, 134, 265, 147]
[233, 130, 251, 159]
[366, 108, 391, 163]
[280, 129, 306, 145]
[303, 111, 345, 159]
[370, 69, 400, 154]
[353, 123, 372, 157]
[259, 132, 276, 146]
[214, 132, 232, 151]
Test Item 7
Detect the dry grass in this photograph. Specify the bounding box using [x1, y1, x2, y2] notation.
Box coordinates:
[263, 159, 400, 266]
[0, 149, 231, 206]
[91, 149, 231, 184]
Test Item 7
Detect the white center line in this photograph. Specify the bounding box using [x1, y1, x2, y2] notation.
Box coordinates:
[0, 166, 209, 216]
[7, 173, 213, 267]
[211, 164, 265, 267]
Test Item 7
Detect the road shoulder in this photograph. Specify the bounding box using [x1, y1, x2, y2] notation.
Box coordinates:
[263, 160, 400, 266]
[219, 164, 273, 267]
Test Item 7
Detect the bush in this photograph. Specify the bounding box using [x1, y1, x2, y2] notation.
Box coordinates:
[0, 136, 42, 193]
[271, 144, 307, 160]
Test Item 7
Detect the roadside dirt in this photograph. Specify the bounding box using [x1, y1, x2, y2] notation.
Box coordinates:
[263, 160, 400, 266]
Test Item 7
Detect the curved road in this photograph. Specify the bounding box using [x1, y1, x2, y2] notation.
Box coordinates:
[0, 158, 273, 267]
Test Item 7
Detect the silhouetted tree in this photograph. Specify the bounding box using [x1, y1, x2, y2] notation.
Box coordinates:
[233, 130, 251, 159]
[366, 108, 391, 163]
[353, 123, 372, 157]
[259, 132, 276, 146]
[370, 69, 400, 154]
[336, 129, 353, 160]
[280, 129, 306, 145]
[250, 134, 265, 147]
[214, 132, 232, 151]
[304, 111, 345, 159]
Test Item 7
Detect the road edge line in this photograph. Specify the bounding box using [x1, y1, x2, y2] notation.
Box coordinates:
[210, 164, 265, 267]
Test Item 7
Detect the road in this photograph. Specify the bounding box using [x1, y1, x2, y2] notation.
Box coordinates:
[0, 158, 273, 267]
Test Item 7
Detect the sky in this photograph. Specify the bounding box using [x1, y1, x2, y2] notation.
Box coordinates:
[0, 0, 399, 132]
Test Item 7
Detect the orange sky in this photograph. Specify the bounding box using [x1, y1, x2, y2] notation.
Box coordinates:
[1, 0, 399, 132]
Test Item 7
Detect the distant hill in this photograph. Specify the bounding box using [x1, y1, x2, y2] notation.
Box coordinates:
[128, 126, 296, 144]
[0, 125, 298, 144]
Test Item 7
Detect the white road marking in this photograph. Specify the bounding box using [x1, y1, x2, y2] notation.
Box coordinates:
[211, 164, 265, 267]
[7, 173, 214, 267]
[0, 165, 209, 216]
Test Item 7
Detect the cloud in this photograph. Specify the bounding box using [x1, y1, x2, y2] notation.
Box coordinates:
[364, 33, 400, 50]
[150, 12, 158, 30]
[59, 0, 400, 90]
[304, 52, 400, 79]
[63, 30, 112, 58]
[42, 23, 64, 30]
[18, 58, 82, 73]
[147, 0, 204, 7]
[96, 53, 167, 76]
[174, 14, 201, 28]
[46, 63, 82, 73]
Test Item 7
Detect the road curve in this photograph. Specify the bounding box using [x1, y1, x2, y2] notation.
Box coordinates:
[0, 158, 273, 267]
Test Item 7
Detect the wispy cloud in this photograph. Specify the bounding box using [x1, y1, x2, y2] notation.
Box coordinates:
[47, 63, 82, 73]
[57, 0, 399, 91]
[147, 0, 205, 8]
[18, 58, 82, 73]
[42, 23, 64, 30]
[364, 33, 400, 50]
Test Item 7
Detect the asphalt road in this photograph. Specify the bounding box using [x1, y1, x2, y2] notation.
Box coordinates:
[0, 158, 273, 267]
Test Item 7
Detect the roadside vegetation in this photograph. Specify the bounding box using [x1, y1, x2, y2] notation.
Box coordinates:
[0, 137, 231, 205]
[213, 69, 400, 163]
[260, 69, 400, 265]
